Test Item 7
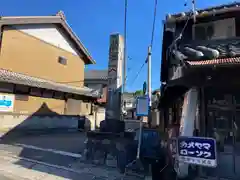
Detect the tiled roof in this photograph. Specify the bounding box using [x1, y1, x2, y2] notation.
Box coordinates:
[186, 57, 240, 67]
[0, 68, 99, 98]
[166, 2, 240, 22]
[84, 70, 108, 80]
[177, 40, 240, 60]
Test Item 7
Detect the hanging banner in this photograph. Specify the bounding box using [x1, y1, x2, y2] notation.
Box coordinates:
[0, 94, 14, 112]
[177, 136, 217, 168]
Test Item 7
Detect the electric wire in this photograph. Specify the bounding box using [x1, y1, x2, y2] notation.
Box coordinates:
[167, 11, 192, 62]
[57, 1, 192, 86]
[129, 0, 158, 86]
[56, 1, 191, 91]
[130, 62, 146, 85]
[150, 0, 158, 49]
[59, 56, 132, 85]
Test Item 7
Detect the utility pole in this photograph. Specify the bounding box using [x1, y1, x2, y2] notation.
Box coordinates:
[147, 46, 152, 127]
[123, 0, 127, 93]
[192, 0, 196, 23]
[121, 0, 128, 121]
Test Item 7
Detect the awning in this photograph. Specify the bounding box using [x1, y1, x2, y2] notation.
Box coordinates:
[186, 57, 240, 67]
[0, 68, 100, 98]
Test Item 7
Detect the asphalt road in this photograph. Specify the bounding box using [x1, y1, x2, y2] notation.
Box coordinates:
[0, 129, 146, 180]
[0, 174, 15, 180]
[1, 131, 87, 154]
[0, 143, 81, 167]
[0, 131, 87, 168]
[1, 121, 140, 154]
[0, 132, 124, 180]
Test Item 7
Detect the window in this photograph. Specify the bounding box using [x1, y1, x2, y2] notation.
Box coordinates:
[30, 87, 42, 96]
[0, 82, 14, 93]
[53, 91, 64, 99]
[42, 89, 54, 98]
[58, 56, 67, 65]
[15, 85, 29, 94]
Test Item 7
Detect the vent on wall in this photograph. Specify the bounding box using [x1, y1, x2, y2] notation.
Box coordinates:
[15, 95, 29, 101]
[58, 56, 67, 65]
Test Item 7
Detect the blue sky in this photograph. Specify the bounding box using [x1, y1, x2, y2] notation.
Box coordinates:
[0, 0, 234, 92]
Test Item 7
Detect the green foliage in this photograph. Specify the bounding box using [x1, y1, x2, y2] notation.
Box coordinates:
[134, 90, 143, 96]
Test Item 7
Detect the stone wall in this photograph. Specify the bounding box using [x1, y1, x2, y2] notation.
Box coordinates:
[0, 114, 85, 135]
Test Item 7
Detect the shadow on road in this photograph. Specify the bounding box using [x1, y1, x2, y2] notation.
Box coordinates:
[0, 103, 91, 179]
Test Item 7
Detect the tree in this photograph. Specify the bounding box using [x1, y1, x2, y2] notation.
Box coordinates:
[134, 90, 143, 96]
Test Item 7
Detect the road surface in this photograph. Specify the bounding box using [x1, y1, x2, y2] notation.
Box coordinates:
[0, 174, 16, 180]
[0, 131, 140, 180]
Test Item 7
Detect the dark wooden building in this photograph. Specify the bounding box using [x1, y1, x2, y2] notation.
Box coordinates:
[160, 2, 240, 179]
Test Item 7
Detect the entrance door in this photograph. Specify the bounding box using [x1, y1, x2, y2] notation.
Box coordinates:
[200, 89, 240, 179]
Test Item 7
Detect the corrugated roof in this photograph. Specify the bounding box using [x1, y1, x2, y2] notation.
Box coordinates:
[186, 57, 240, 67]
[0, 11, 95, 65]
[84, 70, 108, 80]
[0, 68, 99, 98]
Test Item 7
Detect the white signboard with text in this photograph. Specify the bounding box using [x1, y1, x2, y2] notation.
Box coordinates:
[177, 136, 217, 167]
[0, 94, 14, 112]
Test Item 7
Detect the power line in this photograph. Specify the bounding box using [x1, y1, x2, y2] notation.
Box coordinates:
[150, 0, 158, 48]
[123, 56, 134, 83]
[167, 11, 192, 54]
[129, 0, 158, 86]
[166, 6, 195, 70]
[130, 62, 146, 85]
[60, 58, 133, 86]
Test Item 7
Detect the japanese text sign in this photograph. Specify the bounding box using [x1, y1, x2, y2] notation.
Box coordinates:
[177, 136, 217, 168]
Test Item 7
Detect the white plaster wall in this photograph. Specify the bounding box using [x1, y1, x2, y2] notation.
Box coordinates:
[96, 108, 105, 128]
[85, 107, 105, 130]
[13, 24, 78, 55]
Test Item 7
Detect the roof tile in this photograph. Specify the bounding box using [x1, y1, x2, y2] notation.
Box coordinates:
[0, 68, 99, 98]
[186, 57, 240, 66]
